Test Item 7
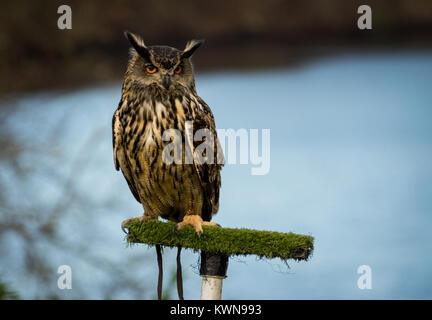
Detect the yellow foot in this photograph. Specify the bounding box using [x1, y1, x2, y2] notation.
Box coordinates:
[173, 215, 220, 238]
[121, 215, 148, 234]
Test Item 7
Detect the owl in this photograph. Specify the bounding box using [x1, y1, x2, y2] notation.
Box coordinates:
[112, 31, 223, 299]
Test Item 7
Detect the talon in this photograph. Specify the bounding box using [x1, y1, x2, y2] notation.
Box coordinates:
[139, 217, 146, 227]
[121, 215, 146, 235]
[172, 223, 179, 232]
[173, 215, 208, 237]
[121, 221, 129, 234]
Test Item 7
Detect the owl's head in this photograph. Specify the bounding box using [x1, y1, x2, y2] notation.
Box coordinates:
[124, 31, 203, 92]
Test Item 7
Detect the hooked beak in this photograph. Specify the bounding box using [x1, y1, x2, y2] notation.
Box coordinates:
[162, 74, 171, 89]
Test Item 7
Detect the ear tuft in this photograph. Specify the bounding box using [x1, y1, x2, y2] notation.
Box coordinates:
[124, 30, 150, 61]
[182, 39, 205, 59]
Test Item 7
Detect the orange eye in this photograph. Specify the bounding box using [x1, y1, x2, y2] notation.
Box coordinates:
[174, 65, 182, 74]
[146, 65, 158, 74]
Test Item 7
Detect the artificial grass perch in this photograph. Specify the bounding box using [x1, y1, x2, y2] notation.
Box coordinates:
[124, 219, 314, 262]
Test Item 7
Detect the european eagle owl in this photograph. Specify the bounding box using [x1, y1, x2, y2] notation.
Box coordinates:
[112, 31, 223, 299]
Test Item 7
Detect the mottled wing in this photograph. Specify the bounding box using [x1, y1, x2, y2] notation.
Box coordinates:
[190, 97, 224, 220]
[112, 106, 141, 203]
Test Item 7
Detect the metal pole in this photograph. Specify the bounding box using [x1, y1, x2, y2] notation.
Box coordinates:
[199, 251, 228, 300]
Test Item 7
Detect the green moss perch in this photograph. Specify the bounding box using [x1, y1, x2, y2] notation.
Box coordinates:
[124, 219, 314, 261]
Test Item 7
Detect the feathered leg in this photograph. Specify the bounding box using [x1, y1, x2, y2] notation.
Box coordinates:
[156, 244, 163, 300]
[176, 246, 184, 300]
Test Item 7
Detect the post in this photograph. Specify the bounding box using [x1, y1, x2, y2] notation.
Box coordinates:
[199, 251, 228, 300]
[123, 219, 314, 299]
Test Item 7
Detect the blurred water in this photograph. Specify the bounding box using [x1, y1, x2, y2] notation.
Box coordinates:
[4, 50, 432, 299]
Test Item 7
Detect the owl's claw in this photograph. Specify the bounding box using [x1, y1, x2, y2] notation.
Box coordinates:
[121, 220, 129, 234]
[139, 218, 145, 227]
[172, 215, 219, 238]
[172, 223, 179, 232]
[121, 215, 147, 234]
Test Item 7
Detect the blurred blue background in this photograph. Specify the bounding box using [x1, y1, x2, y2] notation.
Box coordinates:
[1, 0, 432, 300]
[2, 50, 431, 299]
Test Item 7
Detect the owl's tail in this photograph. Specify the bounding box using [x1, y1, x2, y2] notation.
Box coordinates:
[176, 246, 184, 300]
